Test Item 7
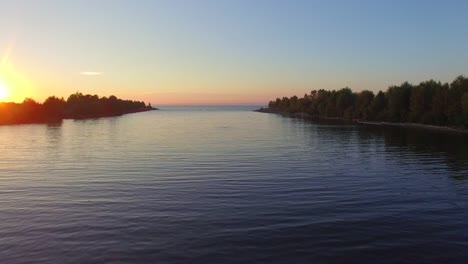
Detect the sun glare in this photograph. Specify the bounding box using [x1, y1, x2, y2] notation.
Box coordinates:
[0, 82, 9, 101]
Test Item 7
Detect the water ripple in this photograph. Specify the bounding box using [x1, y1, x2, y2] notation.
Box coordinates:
[0, 108, 467, 263]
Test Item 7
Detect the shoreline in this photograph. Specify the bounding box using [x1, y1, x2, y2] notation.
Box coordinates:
[254, 107, 354, 123]
[64, 106, 158, 120]
[0, 107, 158, 126]
[254, 107, 468, 134]
[356, 121, 468, 134]
[0, 93, 158, 126]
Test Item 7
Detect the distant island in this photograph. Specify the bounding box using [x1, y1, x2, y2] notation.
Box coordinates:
[0, 92, 156, 125]
[256, 75, 468, 132]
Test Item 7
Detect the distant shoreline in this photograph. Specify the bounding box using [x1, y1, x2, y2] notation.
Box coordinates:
[0, 93, 158, 126]
[0, 107, 157, 126]
[65, 106, 158, 120]
[254, 107, 468, 134]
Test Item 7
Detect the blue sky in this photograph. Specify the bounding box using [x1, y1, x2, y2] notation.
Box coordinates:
[1, 0, 467, 104]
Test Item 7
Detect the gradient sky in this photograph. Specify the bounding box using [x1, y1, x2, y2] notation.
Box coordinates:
[1, 0, 468, 105]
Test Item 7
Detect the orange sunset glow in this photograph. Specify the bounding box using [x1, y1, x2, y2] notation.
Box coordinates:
[0, 81, 8, 101]
[0, 45, 31, 103]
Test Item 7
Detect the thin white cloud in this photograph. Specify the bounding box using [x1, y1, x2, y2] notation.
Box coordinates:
[80, 71, 102, 75]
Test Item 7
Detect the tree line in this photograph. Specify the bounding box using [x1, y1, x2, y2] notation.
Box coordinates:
[267, 75, 468, 128]
[0, 92, 154, 125]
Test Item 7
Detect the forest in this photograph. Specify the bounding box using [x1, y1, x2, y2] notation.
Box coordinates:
[0, 92, 155, 125]
[265, 75, 468, 128]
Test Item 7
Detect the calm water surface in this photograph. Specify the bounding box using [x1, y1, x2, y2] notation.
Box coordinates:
[1, 106, 467, 263]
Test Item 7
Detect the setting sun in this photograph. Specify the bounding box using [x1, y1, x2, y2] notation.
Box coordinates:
[0, 81, 9, 101]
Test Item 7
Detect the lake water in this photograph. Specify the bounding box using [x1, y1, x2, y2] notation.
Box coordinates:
[1, 106, 467, 263]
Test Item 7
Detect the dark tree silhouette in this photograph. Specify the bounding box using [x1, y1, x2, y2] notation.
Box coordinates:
[0, 93, 155, 125]
[264, 75, 468, 128]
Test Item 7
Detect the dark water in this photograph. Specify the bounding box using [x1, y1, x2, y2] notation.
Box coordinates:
[1, 106, 467, 263]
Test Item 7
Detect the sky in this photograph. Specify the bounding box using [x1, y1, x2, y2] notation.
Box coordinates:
[0, 0, 468, 105]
